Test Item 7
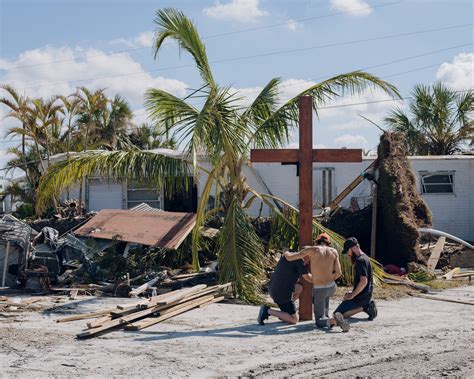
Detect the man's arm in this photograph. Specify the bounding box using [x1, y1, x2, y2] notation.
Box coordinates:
[283, 248, 312, 261]
[344, 276, 368, 299]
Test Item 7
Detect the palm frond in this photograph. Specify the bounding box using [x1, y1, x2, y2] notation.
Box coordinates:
[153, 8, 214, 87]
[36, 149, 191, 213]
[217, 194, 265, 303]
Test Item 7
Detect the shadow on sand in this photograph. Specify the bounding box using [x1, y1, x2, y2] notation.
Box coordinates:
[131, 316, 371, 342]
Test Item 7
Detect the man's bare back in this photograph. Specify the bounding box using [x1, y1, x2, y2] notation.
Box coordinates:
[299, 246, 342, 285]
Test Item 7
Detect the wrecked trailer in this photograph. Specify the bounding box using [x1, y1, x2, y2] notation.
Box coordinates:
[0, 215, 34, 287]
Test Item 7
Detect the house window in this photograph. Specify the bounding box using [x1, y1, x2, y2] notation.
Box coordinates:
[420, 172, 454, 194]
[127, 182, 162, 209]
[314, 168, 335, 208]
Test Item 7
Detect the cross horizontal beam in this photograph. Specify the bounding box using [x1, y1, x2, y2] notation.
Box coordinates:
[250, 148, 362, 163]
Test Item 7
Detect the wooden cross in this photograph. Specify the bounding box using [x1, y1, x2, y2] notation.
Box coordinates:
[250, 96, 362, 320]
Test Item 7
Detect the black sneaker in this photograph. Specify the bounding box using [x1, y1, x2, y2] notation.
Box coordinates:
[365, 300, 378, 321]
[258, 305, 269, 325]
[334, 312, 350, 332]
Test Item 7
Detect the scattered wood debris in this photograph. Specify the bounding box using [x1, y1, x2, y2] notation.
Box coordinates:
[54, 283, 230, 339]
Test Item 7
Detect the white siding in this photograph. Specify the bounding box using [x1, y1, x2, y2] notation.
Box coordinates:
[197, 156, 473, 242]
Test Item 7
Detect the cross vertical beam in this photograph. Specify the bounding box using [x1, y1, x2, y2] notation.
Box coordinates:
[298, 96, 313, 321]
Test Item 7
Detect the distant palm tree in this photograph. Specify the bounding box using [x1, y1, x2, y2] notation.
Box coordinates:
[1, 85, 32, 178]
[98, 95, 133, 149]
[385, 83, 473, 155]
[127, 122, 177, 150]
[75, 87, 108, 151]
[37, 8, 400, 301]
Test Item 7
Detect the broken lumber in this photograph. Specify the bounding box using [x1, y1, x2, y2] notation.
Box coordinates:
[452, 271, 474, 278]
[129, 277, 159, 297]
[409, 293, 474, 306]
[124, 294, 217, 331]
[116, 284, 207, 311]
[442, 267, 461, 280]
[87, 315, 113, 329]
[75, 283, 230, 339]
[56, 308, 117, 323]
[426, 236, 446, 270]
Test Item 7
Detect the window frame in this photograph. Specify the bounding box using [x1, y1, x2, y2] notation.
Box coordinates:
[419, 171, 455, 195]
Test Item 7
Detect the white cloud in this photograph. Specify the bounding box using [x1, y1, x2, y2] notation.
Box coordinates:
[132, 108, 148, 126]
[334, 134, 368, 147]
[285, 19, 301, 32]
[436, 52, 474, 91]
[0, 46, 188, 106]
[203, 0, 269, 23]
[330, 0, 373, 16]
[110, 31, 155, 48]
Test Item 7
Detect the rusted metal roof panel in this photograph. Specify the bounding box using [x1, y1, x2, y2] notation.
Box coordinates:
[74, 209, 196, 249]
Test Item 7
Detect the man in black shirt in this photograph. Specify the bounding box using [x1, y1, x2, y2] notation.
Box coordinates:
[332, 237, 377, 324]
[258, 254, 312, 325]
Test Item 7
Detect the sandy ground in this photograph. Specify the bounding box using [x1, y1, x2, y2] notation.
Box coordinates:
[1, 286, 473, 378]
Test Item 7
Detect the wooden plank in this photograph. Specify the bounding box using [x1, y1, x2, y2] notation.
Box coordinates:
[76, 304, 164, 339]
[312, 149, 362, 163]
[56, 308, 117, 323]
[198, 296, 225, 308]
[328, 160, 376, 211]
[409, 293, 474, 306]
[76, 285, 223, 339]
[427, 236, 446, 270]
[250, 149, 363, 163]
[250, 149, 298, 163]
[124, 295, 216, 331]
[452, 272, 474, 278]
[116, 284, 208, 311]
[87, 315, 113, 329]
[442, 267, 461, 280]
[129, 277, 159, 297]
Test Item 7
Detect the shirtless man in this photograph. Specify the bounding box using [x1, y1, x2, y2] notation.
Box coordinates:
[284, 233, 350, 332]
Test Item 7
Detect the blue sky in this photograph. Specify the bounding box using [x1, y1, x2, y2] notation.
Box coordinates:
[0, 0, 473, 174]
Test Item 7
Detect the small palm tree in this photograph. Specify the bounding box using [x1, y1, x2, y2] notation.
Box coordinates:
[37, 8, 400, 301]
[385, 83, 473, 155]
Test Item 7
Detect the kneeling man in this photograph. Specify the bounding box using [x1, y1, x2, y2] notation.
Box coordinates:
[258, 252, 312, 325]
[284, 233, 349, 332]
[332, 237, 377, 325]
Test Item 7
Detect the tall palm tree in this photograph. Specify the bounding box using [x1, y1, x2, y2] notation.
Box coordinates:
[28, 97, 64, 165]
[0, 85, 31, 179]
[385, 83, 473, 155]
[37, 8, 400, 301]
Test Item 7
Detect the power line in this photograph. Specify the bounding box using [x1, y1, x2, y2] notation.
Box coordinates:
[2, 1, 402, 71]
[8, 23, 472, 91]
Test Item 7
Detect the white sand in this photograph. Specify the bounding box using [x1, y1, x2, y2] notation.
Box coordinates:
[1, 286, 473, 377]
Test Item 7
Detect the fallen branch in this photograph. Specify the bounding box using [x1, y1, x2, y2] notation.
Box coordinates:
[408, 293, 474, 306]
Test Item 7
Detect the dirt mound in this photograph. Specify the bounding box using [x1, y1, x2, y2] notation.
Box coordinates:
[375, 132, 432, 265]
